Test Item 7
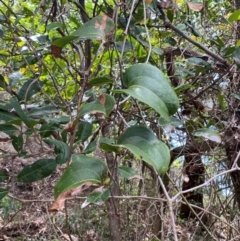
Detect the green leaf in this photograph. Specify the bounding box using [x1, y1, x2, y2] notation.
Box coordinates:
[119, 84, 169, 121]
[0, 110, 18, 122]
[46, 22, 63, 31]
[100, 138, 119, 153]
[54, 155, 108, 198]
[231, 93, 240, 100]
[194, 128, 221, 143]
[17, 159, 57, 183]
[19, 55, 41, 68]
[0, 170, 9, 182]
[9, 98, 32, 128]
[44, 139, 70, 164]
[0, 188, 8, 200]
[121, 63, 179, 118]
[118, 166, 137, 179]
[88, 76, 114, 86]
[40, 122, 58, 138]
[71, 15, 115, 40]
[228, 9, 240, 22]
[12, 133, 23, 152]
[159, 117, 182, 131]
[17, 79, 43, 101]
[232, 47, 240, 67]
[52, 36, 78, 48]
[28, 106, 59, 118]
[0, 124, 19, 136]
[187, 57, 209, 66]
[83, 140, 97, 154]
[75, 122, 92, 143]
[49, 116, 70, 124]
[80, 94, 115, 117]
[87, 188, 110, 203]
[117, 126, 170, 174]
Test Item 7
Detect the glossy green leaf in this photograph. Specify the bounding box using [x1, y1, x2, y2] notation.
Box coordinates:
[118, 166, 137, 179]
[17, 159, 57, 183]
[54, 155, 108, 198]
[75, 121, 92, 143]
[120, 84, 169, 120]
[46, 22, 63, 31]
[117, 126, 170, 174]
[88, 76, 114, 86]
[0, 188, 8, 200]
[228, 9, 240, 22]
[18, 79, 43, 101]
[0, 170, 9, 182]
[71, 15, 115, 40]
[194, 128, 221, 143]
[80, 94, 115, 117]
[12, 133, 23, 152]
[121, 63, 179, 118]
[44, 139, 70, 164]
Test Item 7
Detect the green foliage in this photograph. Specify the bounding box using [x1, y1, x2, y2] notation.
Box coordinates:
[54, 155, 108, 198]
[17, 159, 57, 182]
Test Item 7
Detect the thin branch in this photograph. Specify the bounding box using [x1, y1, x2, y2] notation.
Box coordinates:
[157, 4, 230, 67]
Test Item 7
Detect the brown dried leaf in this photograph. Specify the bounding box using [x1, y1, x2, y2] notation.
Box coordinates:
[49, 182, 93, 212]
[99, 94, 106, 105]
[51, 45, 62, 58]
[95, 15, 107, 31]
[187, 2, 203, 11]
[64, 122, 76, 133]
[129, 175, 144, 180]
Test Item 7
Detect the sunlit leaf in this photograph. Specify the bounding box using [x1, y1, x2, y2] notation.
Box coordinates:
[228, 9, 240, 22]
